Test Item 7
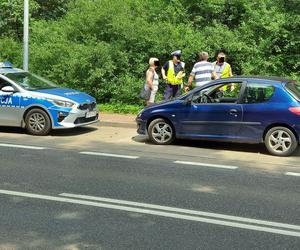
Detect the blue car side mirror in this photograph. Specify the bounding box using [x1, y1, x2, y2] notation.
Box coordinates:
[184, 96, 192, 105]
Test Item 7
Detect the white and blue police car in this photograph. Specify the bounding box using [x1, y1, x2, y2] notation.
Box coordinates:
[0, 62, 99, 135]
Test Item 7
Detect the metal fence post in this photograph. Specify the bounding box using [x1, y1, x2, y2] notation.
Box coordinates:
[23, 0, 29, 71]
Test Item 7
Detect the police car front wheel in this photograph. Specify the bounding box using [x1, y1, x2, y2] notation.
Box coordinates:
[25, 109, 52, 136]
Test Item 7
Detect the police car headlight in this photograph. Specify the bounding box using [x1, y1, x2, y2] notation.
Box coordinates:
[49, 99, 75, 108]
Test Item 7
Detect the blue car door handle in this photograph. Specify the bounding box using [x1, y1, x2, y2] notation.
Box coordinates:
[229, 109, 238, 116]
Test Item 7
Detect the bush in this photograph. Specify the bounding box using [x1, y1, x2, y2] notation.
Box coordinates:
[0, 0, 299, 107]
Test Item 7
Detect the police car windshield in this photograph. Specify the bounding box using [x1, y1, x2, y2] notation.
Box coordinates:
[5, 72, 57, 91]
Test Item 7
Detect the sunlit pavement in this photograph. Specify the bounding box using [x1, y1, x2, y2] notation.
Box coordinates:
[0, 124, 299, 249]
[0, 124, 299, 172]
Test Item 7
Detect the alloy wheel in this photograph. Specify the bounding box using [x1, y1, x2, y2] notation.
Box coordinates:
[28, 113, 46, 133]
[151, 122, 173, 144]
[268, 130, 292, 153]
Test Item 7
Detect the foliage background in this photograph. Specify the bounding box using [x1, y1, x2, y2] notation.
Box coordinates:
[0, 0, 299, 106]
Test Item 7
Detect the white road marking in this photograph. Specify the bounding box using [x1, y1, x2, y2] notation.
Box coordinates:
[0, 189, 299, 237]
[79, 151, 139, 159]
[174, 161, 238, 170]
[60, 193, 300, 231]
[0, 143, 45, 150]
[285, 172, 300, 177]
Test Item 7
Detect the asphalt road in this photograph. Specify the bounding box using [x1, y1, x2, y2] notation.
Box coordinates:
[0, 125, 299, 249]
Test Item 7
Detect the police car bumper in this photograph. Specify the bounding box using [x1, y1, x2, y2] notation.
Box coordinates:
[53, 108, 99, 129]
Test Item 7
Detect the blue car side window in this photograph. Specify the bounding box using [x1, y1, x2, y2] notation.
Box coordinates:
[243, 83, 275, 104]
[192, 82, 243, 104]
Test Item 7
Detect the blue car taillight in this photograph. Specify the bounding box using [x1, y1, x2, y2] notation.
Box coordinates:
[289, 107, 300, 115]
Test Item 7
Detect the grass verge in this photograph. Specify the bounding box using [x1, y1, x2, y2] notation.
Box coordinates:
[98, 103, 143, 115]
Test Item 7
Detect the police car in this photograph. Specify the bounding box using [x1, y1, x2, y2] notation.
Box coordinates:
[0, 62, 99, 135]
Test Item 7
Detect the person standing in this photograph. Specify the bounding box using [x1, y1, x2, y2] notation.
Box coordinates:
[144, 57, 160, 106]
[161, 50, 185, 100]
[185, 51, 217, 91]
[213, 51, 233, 79]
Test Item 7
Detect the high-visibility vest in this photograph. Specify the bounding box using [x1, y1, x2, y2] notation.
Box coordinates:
[213, 62, 231, 78]
[167, 61, 185, 85]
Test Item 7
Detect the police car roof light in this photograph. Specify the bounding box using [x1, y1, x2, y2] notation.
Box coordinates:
[0, 61, 13, 68]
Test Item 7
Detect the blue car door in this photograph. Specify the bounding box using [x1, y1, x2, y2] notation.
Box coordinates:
[180, 81, 244, 140]
[239, 82, 278, 142]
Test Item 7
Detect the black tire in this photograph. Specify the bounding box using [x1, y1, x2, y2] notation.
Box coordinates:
[148, 118, 175, 145]
[265, 126, 298, 156]
[25, 108, 52, 136]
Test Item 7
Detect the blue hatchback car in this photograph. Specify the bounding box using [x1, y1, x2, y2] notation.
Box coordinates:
[0, 62, 98, 135]
[136, 76, 300, 156]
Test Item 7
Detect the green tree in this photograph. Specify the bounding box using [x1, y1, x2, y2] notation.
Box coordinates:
[0, 0, 299, 105]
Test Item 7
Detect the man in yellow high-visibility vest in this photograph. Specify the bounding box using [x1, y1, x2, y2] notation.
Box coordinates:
[213, 52, 233, 79]
[161, 50, 186, 100]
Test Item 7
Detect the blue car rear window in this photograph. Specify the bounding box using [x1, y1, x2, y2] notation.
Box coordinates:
[285, 82, 300, 100]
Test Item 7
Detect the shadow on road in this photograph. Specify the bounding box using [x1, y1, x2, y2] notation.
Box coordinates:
[50, 127, 98, 137]
[174, 139, 268, 154]
[0, 127, 26, 134]
[132, 134, 300, 157]
[0, 126, 98, 137]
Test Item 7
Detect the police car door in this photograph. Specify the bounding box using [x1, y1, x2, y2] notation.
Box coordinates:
[0, 76, 21, 126]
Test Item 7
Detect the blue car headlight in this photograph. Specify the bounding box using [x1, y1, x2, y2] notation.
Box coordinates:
[137, 109, 145, 118]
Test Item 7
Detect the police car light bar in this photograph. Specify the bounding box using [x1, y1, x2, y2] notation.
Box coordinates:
[0, 61, 13, 68]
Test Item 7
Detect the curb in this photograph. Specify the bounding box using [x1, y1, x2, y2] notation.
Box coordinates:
[99, 121, 136, 129]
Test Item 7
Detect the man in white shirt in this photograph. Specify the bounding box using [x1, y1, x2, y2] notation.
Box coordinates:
[185, 52, 217, 92]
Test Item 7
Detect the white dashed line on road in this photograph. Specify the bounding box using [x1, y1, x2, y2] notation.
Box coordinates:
[0, 143, 46, 150]
[79, 151, 139, 159]
[285, 172, 300, 177]
[0, 189, 299, 238]
[174, 161, 238, 170]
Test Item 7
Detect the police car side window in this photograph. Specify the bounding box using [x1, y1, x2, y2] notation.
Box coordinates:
[0, 78, 12, 90]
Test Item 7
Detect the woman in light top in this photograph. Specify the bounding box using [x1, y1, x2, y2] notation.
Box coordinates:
[145, 57, 160, 106]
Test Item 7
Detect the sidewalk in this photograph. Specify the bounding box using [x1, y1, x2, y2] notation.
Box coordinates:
[99, 113, 137, 128]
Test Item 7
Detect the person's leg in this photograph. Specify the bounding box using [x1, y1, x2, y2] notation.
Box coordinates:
[164, 84, 173, 101]
[147, 86, 158, 106]
[172, 85, 180, 98]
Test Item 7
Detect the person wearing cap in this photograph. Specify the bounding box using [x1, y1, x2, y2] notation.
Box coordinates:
[185, 51, 217, 92]
[161, 50, 186, 100]
[213, 51, 233, 79]
[143, 57, 160, 106]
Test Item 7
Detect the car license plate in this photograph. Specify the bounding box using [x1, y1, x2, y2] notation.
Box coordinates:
[85, 111, 97, 118]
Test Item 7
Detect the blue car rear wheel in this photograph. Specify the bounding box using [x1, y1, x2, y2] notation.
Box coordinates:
[265, 126, 298, 156]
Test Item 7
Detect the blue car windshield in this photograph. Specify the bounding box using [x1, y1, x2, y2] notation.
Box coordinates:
[285, 81, 300, 100]
[5, 72, 57, 91]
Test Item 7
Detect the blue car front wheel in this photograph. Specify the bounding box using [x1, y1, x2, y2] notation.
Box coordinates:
[148, 118, 175, 145]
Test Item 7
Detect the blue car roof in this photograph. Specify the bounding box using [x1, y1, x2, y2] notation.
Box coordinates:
[227, 76, 292, 83]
